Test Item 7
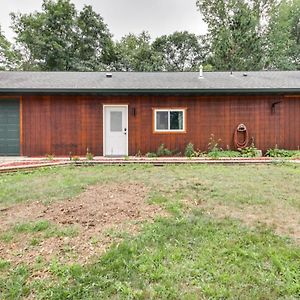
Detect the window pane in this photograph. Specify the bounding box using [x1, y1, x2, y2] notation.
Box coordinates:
[110, 111, 122, 132]
[156, 111, 168, 130]
[170, 111, 183, 130]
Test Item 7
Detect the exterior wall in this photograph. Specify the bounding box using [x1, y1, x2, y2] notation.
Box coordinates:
[20, 94, 300, 156]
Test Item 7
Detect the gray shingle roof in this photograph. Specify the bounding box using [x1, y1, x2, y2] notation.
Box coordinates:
[0, 71, 299, 93]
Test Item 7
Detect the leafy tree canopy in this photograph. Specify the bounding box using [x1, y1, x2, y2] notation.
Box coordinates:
[0, 0, 298, 71]
[113, 32, 162, 71]
[0, 26, 20, 70]
[196, 0, 277, 71]
[266, 0, 300, 70]
[152, 31, 205, 71]
[10, 0, 114, 71]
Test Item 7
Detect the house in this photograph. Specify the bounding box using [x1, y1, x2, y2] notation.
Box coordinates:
[0, 71, 299, 156]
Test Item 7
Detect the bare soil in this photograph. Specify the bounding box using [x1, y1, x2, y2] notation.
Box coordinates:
[189, 200, 300, 244]
[0, 183, 167, 268]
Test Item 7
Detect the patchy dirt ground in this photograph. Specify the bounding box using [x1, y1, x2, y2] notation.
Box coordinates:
[0, 183, 167, 268]
[189, 199, 300, 244]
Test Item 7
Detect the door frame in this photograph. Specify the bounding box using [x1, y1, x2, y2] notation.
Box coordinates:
[103, 104, 129, 157]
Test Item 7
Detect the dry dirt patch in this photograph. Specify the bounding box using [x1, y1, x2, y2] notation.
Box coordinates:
[0, 183, 167, 267]
[190, 200, 300, 244]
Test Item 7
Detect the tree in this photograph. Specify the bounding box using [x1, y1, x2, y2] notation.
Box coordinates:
[10, 0, 114, 71]
[196, 0, 276, 71]
[266, 0, 300, 70]
[73, 5, 115, 71]
[152, 31, 204, 71]
[113, 32, 161, 71]
[0, 26, 19, 70]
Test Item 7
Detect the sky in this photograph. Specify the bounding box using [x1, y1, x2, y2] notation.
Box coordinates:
[0, 0, 207, 41]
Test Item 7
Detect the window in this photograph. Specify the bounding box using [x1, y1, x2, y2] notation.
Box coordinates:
[154, 109, 186, 132]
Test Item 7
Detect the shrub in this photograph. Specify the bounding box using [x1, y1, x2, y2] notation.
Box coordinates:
[156, 144, 172, 157]
[208, 134, 222, 153]
[184, 142, 195, 158]
[207, 134, 222, 159]
[266, 146, 300, 158]
[240, 143, 260, 157]
[193, 150, 206, 157]
[86, 152, 94, 161]
[146, 152, 157, 158]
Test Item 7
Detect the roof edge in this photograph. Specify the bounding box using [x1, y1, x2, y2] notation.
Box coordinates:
[0, 88, 300, 95]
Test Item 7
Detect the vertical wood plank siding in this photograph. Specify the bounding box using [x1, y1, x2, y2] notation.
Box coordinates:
[21, 94, 300, 156]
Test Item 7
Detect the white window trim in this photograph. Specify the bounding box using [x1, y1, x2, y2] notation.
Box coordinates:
[154, 108, 186, 132]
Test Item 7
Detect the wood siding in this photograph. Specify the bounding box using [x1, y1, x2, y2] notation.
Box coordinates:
[20, 94, 300, 156]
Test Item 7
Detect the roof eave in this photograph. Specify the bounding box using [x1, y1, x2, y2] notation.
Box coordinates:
[0, 88, 300, 95]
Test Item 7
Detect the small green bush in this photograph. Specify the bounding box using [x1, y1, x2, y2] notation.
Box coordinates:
[184, 142, 195, 158]
[207, 134, 222, 159]
[156, 144, 172, 157]
[208, 134, 222, 153]
[146, 152, 157, 158]
[266, 147, 300, 158]
[240, 143, 260, 157]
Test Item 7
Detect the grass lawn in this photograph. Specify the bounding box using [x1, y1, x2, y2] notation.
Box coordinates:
[0, 164, 299, 299]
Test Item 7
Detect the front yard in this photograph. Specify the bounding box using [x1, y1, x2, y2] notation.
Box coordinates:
[0, 164, 299, 299]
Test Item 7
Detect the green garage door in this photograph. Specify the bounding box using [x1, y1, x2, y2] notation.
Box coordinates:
[0, 100, 20, 155]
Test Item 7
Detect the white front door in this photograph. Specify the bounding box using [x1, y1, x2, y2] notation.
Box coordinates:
[104, 105, 128, 156]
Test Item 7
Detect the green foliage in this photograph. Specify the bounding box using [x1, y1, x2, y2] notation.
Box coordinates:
[196, 0, 273, 71]
[240, 143, 260, 157]
[197, 0, 299, 71]
[0, 232, 14, 243]
[0, 0, 298, 72]
[207, 134, 222, 152]
[145, 152, 158, 158]
[266, 0, 300, 70]
[184, 142, 195, 157]
[0, 26, 20, 70]
[207, 134, 222, 158]
[3, 213, 299, 299]
[4, 220, 78, 243]
[113, 31, 162, 71]
[266, 147, 300, 158]
[152, 31, 205, 71]
[10, 0, 113, 71]
[13, 220, 50, 233]
[0, 259, 10, 270]
[210, 150, 242, 158]
[0, 166, 108, 208]
[156, 144, 172, 157]
[0, 0, 298, 71]
[113, 31, 207, 72]
[0, 164, 300, 298]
